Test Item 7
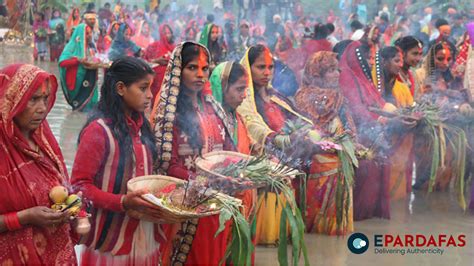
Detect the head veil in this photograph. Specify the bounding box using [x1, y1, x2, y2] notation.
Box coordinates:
[150, 42, 233, 172]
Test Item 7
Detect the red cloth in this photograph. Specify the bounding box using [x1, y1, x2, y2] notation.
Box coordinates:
[0, 64, 76, 265]
[161, 96, 232, 265]
[281, 39, 332, 84]
[71, 114, 161, 255]
[302, 39, 332, 62]
[339, 41, 385, 124]
[50, 44, 64, 62]
[262, 100, 287, 132]
[167, 95, 233, 179]
[59, 57, 79, 91]
[338, 41, 390, 221]
[144, 24, 175, 104]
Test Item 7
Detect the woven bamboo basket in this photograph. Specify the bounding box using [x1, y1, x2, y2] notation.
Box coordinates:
[195, 151, 250, 177]
[127, 175, 239, 223]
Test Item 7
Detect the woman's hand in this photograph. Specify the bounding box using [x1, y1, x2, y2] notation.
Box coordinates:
[153, 56, 169, 66]
[17, 206, 70, 227]
[387, 116, 417, 130]
[122, 189, 165, 219]
[81, 60, 99, 70]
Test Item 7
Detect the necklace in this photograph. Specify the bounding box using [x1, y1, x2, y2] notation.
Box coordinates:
[356, 48, 373, 83]
[374, 51, 382, 93]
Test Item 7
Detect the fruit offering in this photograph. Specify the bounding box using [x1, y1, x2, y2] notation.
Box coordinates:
[48, 186, 82, 215]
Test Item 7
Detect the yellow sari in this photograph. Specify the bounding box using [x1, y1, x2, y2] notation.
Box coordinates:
[372, 68, 415, 200]
[237, 48, 317, 244]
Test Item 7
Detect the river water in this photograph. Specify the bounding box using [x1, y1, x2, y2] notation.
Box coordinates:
[1, 44, 473, 266]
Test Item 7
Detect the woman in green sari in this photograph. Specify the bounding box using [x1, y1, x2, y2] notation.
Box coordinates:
[59, 23, 99, 112]
[199, 23, 226, 70]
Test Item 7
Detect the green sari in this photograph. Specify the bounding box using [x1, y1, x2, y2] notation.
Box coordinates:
[198, 23, 213, 47]
[59, 24, 99, 111]
[199, 23, 224, 68]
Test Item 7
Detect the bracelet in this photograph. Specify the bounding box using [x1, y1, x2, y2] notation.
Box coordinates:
[4, 212, 22, 231]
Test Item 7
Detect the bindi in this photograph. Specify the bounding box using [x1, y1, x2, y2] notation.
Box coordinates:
[263, 50, 273, 67]
[197, 48, 208, 77]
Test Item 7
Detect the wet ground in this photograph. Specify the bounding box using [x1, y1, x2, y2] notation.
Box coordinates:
[2, 45, 473, 266]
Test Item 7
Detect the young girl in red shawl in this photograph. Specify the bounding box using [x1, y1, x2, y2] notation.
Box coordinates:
[0, 64, 76, 265]
[72, 57, 164, 265]
[151, 42, 234, 265]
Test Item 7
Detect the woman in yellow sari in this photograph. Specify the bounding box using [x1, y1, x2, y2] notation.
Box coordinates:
[372, 46, 416, 200]
[237, 45, 321, 244]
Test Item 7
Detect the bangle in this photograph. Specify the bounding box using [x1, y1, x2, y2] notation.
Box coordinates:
[4, 212, 22, 231]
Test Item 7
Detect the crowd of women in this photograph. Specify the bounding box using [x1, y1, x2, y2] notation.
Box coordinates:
[1, 1, 474, 265]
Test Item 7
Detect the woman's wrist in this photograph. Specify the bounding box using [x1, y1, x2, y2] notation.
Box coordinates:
[120, 195, 127, 211]
[17, 209, 30, 226]
[4, 212, 24, 231]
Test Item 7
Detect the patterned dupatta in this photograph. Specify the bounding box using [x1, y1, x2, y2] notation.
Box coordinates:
[236, 46, 313, 151]
[209, 61, 252, 154]
[150, 41, 234, 173]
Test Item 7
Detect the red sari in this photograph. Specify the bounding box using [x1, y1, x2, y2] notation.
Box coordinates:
[0, 64, 76, 265]
[159, 94, 233, 265]
[144, 24, 175, 105]
[339, 41, 390, 220]
[281, 39, 333, 84]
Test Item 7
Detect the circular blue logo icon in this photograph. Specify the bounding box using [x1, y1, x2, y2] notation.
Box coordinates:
[347, 233, 369, 254]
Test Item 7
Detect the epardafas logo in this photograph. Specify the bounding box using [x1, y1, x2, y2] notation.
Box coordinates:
[348, 233, 369, 254]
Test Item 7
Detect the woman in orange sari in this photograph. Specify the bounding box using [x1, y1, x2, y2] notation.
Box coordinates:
[294, 51, 354, 235]
[0, 64, 76, 265]
[66, 8, 81, 40]
[209, 61, 258, 261]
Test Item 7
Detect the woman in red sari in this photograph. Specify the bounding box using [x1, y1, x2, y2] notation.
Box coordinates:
[151, 42, 234, 265]
[0, 64, 76, 265]
[286, 23, 333, 84]
[339, 41, 391, 220]
[144, 24, 176, 105]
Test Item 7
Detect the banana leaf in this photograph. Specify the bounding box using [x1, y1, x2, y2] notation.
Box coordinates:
[275, 199, 309, 266]
[278, 207, 288, 266]
[217, 200, 253, 265]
